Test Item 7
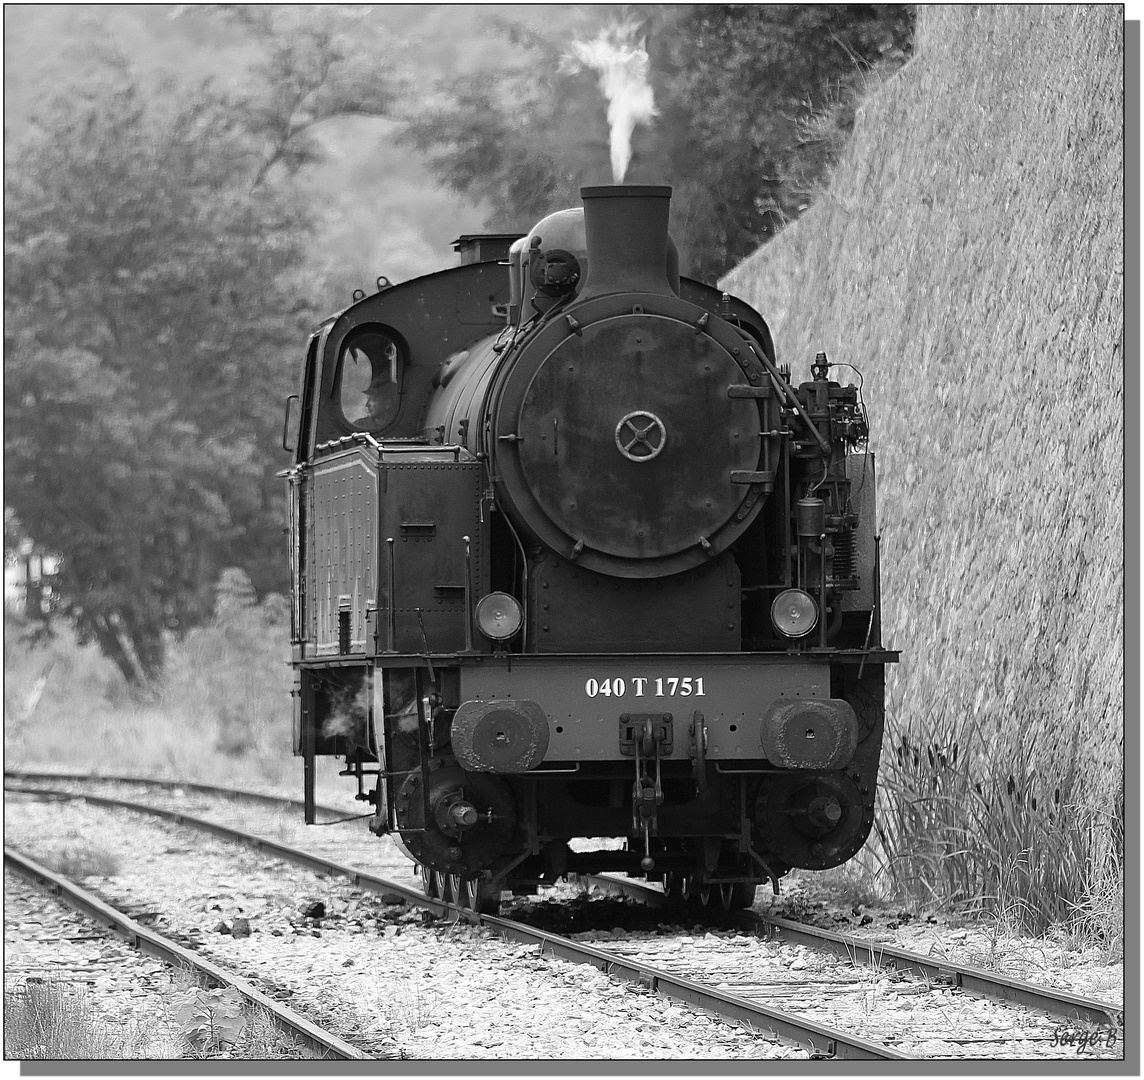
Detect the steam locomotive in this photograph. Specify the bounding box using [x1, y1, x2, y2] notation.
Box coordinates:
[283, 185, 897, 914]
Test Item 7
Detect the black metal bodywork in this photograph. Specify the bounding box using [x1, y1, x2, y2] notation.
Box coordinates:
[284, 185, 897, 908]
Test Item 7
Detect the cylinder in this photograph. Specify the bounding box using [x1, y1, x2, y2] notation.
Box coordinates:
[579, 185, 675, 300]
[796, 498, 826, 538]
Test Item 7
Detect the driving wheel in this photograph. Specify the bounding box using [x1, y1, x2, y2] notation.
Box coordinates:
[469, 877, 502, 916]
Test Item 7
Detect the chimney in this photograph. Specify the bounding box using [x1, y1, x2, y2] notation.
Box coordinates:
[578, 185, 675, 300]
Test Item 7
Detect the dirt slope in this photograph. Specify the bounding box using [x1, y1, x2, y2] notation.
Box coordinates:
[722, 6, 1124, 833]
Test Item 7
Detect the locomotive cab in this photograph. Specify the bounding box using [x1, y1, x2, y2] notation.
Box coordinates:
[285, 184, 897, 915]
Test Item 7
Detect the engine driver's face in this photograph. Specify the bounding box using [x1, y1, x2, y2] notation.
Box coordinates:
[365, 385, 394, 417]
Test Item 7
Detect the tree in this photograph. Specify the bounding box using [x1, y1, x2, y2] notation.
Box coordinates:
[4, 74, 309, 685]
[401, 5, 914, 281]
[220, 6, 395, 190]
[5, 6, 402, 686]
[653, 4, 915, 279]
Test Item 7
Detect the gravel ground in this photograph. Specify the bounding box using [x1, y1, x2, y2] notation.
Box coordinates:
[559, 924, 1121, 1059]
[756, 879, 1124, 1006]
[4, 794, 804, 1060]
[4, 869, 188, 1058]
[4, 778, 1124, 1061]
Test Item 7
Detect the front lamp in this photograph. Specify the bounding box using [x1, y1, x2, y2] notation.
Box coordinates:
[771, 588, 819, 639]
[474, 591, 524, 641]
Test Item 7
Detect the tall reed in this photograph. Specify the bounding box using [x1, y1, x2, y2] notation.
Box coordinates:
[875, 708, 1122, 945]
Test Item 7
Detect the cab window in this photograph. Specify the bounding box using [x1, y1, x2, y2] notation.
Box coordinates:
[338, 329, 402, 433]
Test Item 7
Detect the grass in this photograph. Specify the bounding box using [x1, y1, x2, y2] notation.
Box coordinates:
[41, 838, 121, 881]
[5, 981, 112, 1059]
[721, 6, 1124, 947]
[4, 569, 352, 804]
[375, 975, 433, 1036]
[4, 980, 175, 1059]
[3, 974, 323, 1060]
[873, 713, 1123, 944]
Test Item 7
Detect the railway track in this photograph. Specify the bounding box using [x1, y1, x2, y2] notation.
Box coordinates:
[577, 874, 1123, 1029]
[4, 846, 368, 1059]
[5, 777, 896, 1059]
[5, 771, 1124, 1060]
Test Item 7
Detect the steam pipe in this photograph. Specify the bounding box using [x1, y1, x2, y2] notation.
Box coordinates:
[385, 537, 397, 653]
[819, 532, 828, 649]
[463, 534, 474, 653]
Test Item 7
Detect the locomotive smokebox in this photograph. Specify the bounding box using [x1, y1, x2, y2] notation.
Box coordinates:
[579, 185, 677, 300]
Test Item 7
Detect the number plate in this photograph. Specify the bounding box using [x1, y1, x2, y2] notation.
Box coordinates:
[584, 676, 706, 699]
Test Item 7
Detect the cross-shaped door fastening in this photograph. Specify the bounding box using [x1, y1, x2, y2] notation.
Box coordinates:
[615, 410, 667, 462]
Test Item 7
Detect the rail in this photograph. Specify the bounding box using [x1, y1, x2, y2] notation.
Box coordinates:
[4, 846, 369, 1060]
[10, 771, 1123, 1049]
[577, 873, 1123, 1030]
[7, 776, 907, 1060]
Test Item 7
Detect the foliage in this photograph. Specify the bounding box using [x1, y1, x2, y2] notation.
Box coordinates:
[174, 988, 247, 1054]
[220, 6, 396, 189]
[3, 567, 318, 793]
[0, 2, 400, 681]
[653, 4, 914, 280]
[3, 6, 394, 685]
[400, 5, 914, 281]
[4, 74, 304, 684]
[4, 983, 120, 1059]
[45, 840, 121, 881]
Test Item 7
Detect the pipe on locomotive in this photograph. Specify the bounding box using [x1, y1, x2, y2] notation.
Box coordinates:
[510, 185, 682, 320]
[578, 184, 680, 300]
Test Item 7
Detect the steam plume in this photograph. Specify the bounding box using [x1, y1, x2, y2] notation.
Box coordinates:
[567, 23, 657, 183]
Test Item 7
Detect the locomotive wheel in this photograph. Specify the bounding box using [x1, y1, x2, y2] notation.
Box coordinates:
[395, 764, 517, 878]
[432, 872, 501, 916]
[756, 772, 868, 870]
[469, 878, 503, 917]
[713, 883, 758, 911]
[729, 882, 758, 910]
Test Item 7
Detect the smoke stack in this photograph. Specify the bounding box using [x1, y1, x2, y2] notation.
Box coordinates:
[578, 185, 676, 299]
